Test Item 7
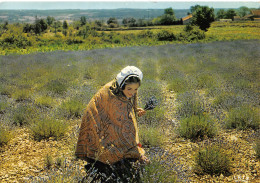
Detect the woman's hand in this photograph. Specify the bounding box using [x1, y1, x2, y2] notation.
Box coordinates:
[140, 155, 150, 164]
[137, 108, 146, 117]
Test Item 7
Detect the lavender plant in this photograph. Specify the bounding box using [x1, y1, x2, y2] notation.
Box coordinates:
[0, 96, 8, 114]
[12, 103, 37, 126]
[178, 114, 217, 141]
[59, 98, 85, 119]
[141, 147, 191, 182]
[139, 124, 165, 147]
[144, 96, 158, 111]
[45, 154, 54, 170]
[27, 158, 86, 183]
[225, 105, 259, 130]
[255, 139, 260, 159]
[194, 145, 232, 176]
[0, 125, 12, 146]
[45, 79, 68, 95]
[30, 117, 68, 141]
[175, 91, 206, 119]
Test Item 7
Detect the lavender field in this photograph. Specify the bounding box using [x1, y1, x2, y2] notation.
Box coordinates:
[0, 40, 259, 182]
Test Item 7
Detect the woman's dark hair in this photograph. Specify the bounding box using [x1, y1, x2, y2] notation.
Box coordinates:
[121, 76, 141, 90]
[110, 76, 141, 96]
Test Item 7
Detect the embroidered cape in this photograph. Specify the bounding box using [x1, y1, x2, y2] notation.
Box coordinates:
[75, 80, 145, 164]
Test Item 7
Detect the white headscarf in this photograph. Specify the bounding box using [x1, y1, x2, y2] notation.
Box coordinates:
[116, 66, 143, 88]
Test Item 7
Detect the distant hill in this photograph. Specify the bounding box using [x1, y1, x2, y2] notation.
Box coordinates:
[0, 9, 190, 24]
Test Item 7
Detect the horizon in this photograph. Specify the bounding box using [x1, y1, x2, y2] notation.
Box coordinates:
[0, 1, 259, 10]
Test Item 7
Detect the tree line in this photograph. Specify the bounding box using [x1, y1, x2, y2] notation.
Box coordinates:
[0, 4, 258, 55]
[18, 7, 181, 36]
[216, 6, 252, 20]
[0, 5, 255, 37]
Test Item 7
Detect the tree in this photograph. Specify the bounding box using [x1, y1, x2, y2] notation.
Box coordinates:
[62, 20, 68, 36]
[53, 21, 62, 34]
[190, 5, 201, 13]
[237, 6, 250, 17]
[191, 6, 215, 31]
[158, 7, 176, 25]
[164, 7, 174, 16]
[94, 20, 103, 28]
[39, 19, 47, 31]
[80, 16, 86, 26]
[3, 21, 8, 30]
[23, 23, 34, 33]
[107, 17, 119, 28]
[225, 9, 237, 20]
[107, 17, 118, 25]
[72, 21, 81, 30]
[81, 24, 91, 39]
[122, 18, 128, 26]
[122, 18, 137, 27]
[63, 20, 68, 29]
[137, 19, 148, 27]
[34, 21, 42, 34]
[92, 20, 104, 30]
[160, 14, 176, 25]
[46, 16, 55, 26]
[33, 19, 47, 34]
[216, 9, 226, 19]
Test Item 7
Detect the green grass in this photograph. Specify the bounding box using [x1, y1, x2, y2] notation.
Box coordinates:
[30, 117, 68, 141]
[0, 99, 8, 114]
[34, 95, 57, 108]
[212, 92, 242, 110]
[59, 98, 85, 118]
[194, 145, 232, 176]
[12, 88, 32, 102]
[0, 126, 13, 146]
[139, 124, 165, 147]
[225, 106, 260, 130]
[207, 21, 260, 41]
[178, 114, 217, 141]
[1, 22, 260, 55]
[45, 153, 54, 170]
[141, 153, 177, 183]
[255, 139, 260, 159]
[45, 79, 68, 95]
[12, 103, 37, 126]
[176, 91, 206, 118]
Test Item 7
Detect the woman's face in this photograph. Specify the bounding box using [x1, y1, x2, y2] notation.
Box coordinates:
[122, 83, 140, 98]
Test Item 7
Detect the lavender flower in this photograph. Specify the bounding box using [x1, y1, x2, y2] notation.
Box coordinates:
[144, 96, 158, 111]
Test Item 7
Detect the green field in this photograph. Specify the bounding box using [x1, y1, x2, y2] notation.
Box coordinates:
[207, 21, 260, 40]
[1, 21, 260, 55]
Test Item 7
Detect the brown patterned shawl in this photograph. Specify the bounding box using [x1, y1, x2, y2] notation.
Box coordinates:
[75, 80, 145, 164]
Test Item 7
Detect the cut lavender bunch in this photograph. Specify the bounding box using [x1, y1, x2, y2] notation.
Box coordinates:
[144, 96, 158, 111]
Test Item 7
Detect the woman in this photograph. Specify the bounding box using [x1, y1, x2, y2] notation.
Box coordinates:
[76, 66, 149, 182]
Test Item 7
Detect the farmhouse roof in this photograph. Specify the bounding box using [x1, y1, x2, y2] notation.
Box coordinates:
[251, 10, 260, 16]
[182, 14, 193, 21]
[243, 14, 253, 18]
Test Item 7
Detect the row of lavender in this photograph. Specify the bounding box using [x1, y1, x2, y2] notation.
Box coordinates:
[0, 40, 259, 182]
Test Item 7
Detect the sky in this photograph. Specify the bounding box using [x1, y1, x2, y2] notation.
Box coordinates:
[0, 0, 259, 10]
